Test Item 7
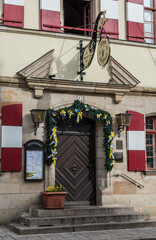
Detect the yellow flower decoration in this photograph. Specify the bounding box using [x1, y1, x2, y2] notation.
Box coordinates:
[77, 111, 83, 123]
[85, 105, 90, 111]
[60, 109, 66, 116]
[110, 160, 116, 168]
[97, 113, 102, 119]
[109, 131, 115, 142]
[68, 110, 73, 119]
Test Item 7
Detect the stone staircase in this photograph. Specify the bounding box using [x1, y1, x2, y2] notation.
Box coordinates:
[9, 205, 156, 235]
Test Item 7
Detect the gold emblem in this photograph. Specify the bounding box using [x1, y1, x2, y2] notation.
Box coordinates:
[97, 37, 110, 68]
[83, 46, 94, 69]
[82, 11, 110, 71]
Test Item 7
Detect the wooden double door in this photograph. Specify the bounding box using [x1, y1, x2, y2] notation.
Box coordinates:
[55, 117, 96, 204]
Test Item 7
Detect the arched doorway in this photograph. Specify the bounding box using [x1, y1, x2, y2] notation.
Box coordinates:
[55, 117, 96, 204]
[45, 100, 114, 204]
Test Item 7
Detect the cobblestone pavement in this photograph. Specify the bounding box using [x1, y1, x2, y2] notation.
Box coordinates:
[1, 226, 156, 240]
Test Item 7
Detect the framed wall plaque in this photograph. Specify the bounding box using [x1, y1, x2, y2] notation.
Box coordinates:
[114, 152, 123, 163]
[24, 140, 45, 181]
[116, 140, 123, 150]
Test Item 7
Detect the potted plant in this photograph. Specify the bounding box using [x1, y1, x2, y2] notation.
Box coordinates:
[41, 185, 67, 209]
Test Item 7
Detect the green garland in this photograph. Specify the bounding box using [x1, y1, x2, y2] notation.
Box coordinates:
[45, 100, 115, 171]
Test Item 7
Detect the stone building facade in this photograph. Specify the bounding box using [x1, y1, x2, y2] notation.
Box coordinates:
[0, 0, 156, 224]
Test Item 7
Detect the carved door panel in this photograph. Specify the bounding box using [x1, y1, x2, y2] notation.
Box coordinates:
[55, 119, 96, 204]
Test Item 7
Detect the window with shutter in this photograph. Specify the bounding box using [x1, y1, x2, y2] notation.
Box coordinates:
[127, 110, 146, 171]
[126, 0, 144, 42]
[1, 104, 22, 171]
[4, 0, 24, 27]
[40, 0, 61, 32]
[100, 0, 119, 39]
[63, 0, 93, 36]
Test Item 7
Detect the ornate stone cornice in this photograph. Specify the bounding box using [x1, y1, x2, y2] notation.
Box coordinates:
[0, 77, 22, 86]
[27, 77, 130, 93]
[2, 76, 156, 100]
[27, 77, 131, 102]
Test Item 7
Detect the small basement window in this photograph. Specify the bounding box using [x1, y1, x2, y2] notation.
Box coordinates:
[63, 0, 93, 36]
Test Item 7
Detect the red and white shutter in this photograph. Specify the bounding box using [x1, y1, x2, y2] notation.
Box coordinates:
[126, 0, 144, 42]
[100, 0, 119, 39]
[1, 104, 22, 171]
[40, 0, 61, 32]
[4, 0, 24, 27]
[127, 111, 146, 171]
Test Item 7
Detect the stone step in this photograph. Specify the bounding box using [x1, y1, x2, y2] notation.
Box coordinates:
[32, 206, 134, 218]
[21, 213, 150, 227]
[9, 220, 156, 235]
[65, 201, 90, 206]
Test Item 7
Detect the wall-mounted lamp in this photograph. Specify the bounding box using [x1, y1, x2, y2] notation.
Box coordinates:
[30, 109, 47, 135]
[49, 73, 58, 79]
[115, 113, 132, 137]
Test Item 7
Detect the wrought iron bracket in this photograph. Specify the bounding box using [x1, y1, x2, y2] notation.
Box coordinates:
[76, 11, 109, 81]
[77, 40, 86, 81]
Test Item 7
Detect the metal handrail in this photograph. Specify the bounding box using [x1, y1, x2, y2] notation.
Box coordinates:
[0, 18, 22, 23]
[43, 23, 119, 36]
[113, 173, 144, 189]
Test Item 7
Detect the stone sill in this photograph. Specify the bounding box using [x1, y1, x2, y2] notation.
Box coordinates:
[144, 170, 156, 176]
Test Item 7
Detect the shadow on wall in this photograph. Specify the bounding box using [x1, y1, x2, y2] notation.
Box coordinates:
[50, 39, 80, 80]
[50, 33, 112, 82]
[51, 43, 113, 82]
[52, 52, 80, 80]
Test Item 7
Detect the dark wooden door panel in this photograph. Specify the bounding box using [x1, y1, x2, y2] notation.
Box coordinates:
[56, 134, 96, 204]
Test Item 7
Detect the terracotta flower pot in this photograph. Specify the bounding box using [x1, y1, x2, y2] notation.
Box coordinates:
[41, 191, 67, 209]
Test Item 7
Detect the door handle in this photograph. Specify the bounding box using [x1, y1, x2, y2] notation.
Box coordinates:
[72, 164, 78, 172]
